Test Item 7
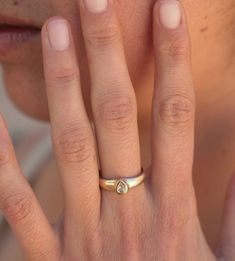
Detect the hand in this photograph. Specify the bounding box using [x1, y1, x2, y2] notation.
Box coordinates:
[0, 0, 234, 260]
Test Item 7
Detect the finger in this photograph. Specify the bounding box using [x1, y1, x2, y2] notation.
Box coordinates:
[216, 172, 235, 260]
[77, 0, 142, 187]
[151, 0, 196, 199]
[41, 18, 100, 238]
[0, 115, 59, 260]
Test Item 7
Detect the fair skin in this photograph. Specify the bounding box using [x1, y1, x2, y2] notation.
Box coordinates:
[1, 0, 235, 260]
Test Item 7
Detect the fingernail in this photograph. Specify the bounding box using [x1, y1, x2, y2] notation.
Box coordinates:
[159, 1, 182, 29]
[82, 0, 108, 13]
[47, 20, 70, 51]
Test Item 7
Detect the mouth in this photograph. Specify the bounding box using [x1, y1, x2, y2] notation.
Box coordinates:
[0, 23, 40, 33]
[0, 15, 41, 58]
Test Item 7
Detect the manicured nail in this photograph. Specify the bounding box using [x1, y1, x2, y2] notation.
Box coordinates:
[47, 20, 70, 51]
[83, 0, 108, 13]
[159, 1, 182, 29]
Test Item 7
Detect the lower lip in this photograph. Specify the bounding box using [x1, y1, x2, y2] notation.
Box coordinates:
[0, 26, 40, 57]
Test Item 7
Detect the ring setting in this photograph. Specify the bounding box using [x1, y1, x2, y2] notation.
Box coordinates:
[99, 167, 145, 195]
[116, 179, 129, 194]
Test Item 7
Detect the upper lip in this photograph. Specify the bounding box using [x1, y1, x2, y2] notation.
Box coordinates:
[0, 13, 41, 29]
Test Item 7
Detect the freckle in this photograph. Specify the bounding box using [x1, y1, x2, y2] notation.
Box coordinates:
[13, 1, 19, 5]
[204, 15, 208, 20]
[200, 26, 208, 33]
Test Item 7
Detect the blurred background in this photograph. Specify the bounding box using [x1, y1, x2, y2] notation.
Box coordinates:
[0, 66, 49, 145]
[0, 66, 53, 222]
[0, 65, 52, 172]
[0, 67, 62, 260]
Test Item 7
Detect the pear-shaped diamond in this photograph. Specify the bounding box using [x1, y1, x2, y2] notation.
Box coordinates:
[116, 180, 129, 194]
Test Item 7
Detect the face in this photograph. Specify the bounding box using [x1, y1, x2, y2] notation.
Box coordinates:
[0, 0, 234, 121]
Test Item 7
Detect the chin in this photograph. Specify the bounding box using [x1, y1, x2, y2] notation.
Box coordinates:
[2, 62, 95, 123]
[6, 83, 51, 122]
[2, 65, 49, 122]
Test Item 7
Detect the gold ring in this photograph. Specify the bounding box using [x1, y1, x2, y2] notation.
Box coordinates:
[99, 167, 145, 195]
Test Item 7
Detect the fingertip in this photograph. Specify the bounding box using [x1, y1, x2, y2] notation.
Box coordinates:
[41, 17, 71, 51]
[153, 0, 186, 30]
[42, 16, 69, 33]
[153, 1, 191, 64]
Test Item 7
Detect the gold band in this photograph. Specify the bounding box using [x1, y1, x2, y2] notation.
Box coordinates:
[99, 168, 145, 195]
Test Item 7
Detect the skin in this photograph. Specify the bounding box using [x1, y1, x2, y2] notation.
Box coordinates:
[1, 0, 235, 259]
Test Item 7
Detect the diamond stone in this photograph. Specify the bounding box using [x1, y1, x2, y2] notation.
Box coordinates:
[116, 180, 129, 194]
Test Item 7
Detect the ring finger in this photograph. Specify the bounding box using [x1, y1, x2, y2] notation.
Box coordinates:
[78, 0, 143, 202]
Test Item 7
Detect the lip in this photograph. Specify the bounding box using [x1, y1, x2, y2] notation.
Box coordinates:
[0, 14, 41, 58]
[0, 13, 41, 29]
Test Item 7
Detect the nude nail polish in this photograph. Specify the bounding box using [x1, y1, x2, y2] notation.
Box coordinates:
[47, 20, 70, 51]
[83, 0, 108, 13]
[159, 1, 182, 29]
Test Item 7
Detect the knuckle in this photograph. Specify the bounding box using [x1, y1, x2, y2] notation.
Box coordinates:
[113, 206, 147, 258]
[1, 192, 33, 223]
[159, 35, 189, 60]
[158, 94, 194, 127]
[30, 248, 59, 261]
[49, 66, 79, 86]
[96, 95, 136, 131]
[84, 223, 103, 260]
[53, 125, 92, 164]
[86, 23, 120, 49]
[158, 195, 196, 237]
